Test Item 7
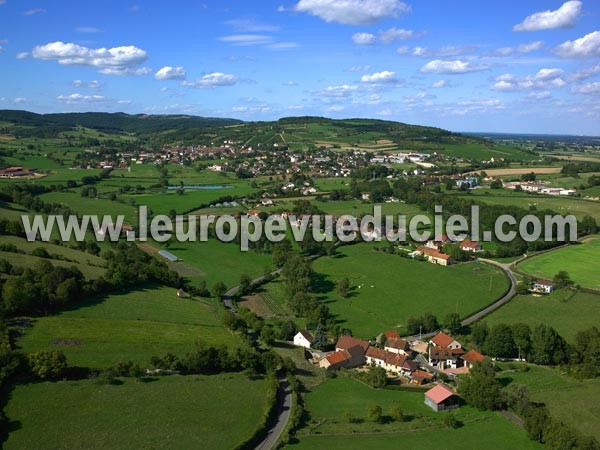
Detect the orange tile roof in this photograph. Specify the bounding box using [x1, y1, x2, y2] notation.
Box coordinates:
[326, 351, 349, 365]
[336, 335, 369, 353]
[425, 384, 455, 404]
[430, 332, 456, 348]
[462, 349, 485, 364]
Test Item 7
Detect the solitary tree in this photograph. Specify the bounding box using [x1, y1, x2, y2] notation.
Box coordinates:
[338, 278, 351, 298]
[212, 281, 227, 299]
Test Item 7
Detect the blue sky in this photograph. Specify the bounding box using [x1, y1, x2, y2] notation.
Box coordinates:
[0, 0, 599, 134]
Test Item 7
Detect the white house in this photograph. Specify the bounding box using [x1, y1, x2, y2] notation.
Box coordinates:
[293, 331, 314, 349]
[531, 279, 555, 294]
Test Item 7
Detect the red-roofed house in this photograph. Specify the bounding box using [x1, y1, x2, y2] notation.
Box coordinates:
[384, 337, 410, 355]
[320, 344, 366, 370]
[424, 384, 459, 412]
[336, 335, 369, 354]
[430, 332, 462, 350]
[461, 349, 485, 370]
[460, 239, 482, 252]
[410, 370, 434, 385]
[416, 246, 455, 266]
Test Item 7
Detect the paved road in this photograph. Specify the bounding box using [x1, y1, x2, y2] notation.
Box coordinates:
[254, 378, 293, 450]
[222, 268, 283, 312]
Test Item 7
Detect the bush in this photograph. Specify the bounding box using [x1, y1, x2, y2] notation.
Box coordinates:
[27, 351, 67, 379]
[367, 404, 383, 423]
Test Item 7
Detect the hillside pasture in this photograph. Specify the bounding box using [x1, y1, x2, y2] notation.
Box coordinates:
[309, 243, 510, 338]
[4, 374, 270, 450]
[516, 237, 600, 290]
[16, 284, 237, 367]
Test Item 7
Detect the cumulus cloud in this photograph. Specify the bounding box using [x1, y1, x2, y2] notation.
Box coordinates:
[421, 60, 488, 74]
[431, 80, 448, 88]
[293, 0, 410, 26]
[514, 1, 581, 31]
[16, 52, 29, 59]
[349, 64, 371, 72]
[155, 66, 186, 80]
[493, 41, 543, 56]
[571, 64, 600, 81]
[554, 31, 600, 58]
[56, 93, 108, 104]
[183, 72, 237, 88]
[31, 41, 149, 75]
[318, 84, 358, 98]
[361, 70, 396, 83]
[72, 80, 101, 88]
[378, 27, 413, 43]
[451, 99, 504, 115]
[352, 32, 376, 45]
[492, 68, 567, 92]
[572, 82, 600, 95]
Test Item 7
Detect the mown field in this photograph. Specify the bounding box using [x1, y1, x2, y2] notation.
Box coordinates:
[498, 364, 600, 441]
[307, 243, 510, 338]
[4, 373, 270, 450]
[16, 284, 237, 368]
[288, 377, 540, 450]
[516, 237, 600, 290]
[452, 188, 600, 221]
[483, 290, 600, 342]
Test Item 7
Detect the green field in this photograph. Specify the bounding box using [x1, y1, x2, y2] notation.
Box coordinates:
[308, 243, 510, 337]
[153, 239, 274, 288]
[517, 237, 600, 290]
[289, 377, 539, 450]
[484, 290, 600, 342]
[498, 364, 600, 441]
[452, 188, 600, 221]
[4, 374, 270, 450]
[16, 284, 237, 367]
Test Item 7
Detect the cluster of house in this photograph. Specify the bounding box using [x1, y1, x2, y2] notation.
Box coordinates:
[503, 181, 576, 196]
[410, 234, 482, 266]
[530, 279, 555, 294]
[294, 329, 484, 382]
[0, 166, 37, 178]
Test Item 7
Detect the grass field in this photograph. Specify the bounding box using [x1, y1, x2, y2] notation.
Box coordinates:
[16, 284, 237, 368]
[498, 364, 600, 441]
[517, 237, 600, 290]
[3, 373, 269, 450]
[453, 188, 600, 221]
[483, 290, 600, 342]
[289, 377, 539, 450]
[307, 243, 510, 338]
[153, 239, 274, 288]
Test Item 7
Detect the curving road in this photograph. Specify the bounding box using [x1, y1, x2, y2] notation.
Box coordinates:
[254, 378, 293, 450]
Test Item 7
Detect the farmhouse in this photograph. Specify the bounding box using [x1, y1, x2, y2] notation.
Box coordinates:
[411, 370, 434, 385]
[530, 279, 555, 294]
[430, 332, 462, 350]
[415, 247, 455, 266]
[365, 347, 418, 376]
[461, 349, 485, 370]
[384, 337, 410, 355]
[428, 346, 463, 370]
[424, 234, 451, 251]
[424, 384, 460, 412]
[293, 331, 313, 349]
[335, 335, 369, 354]
[319, 345, 365, 370]
[460, 239, 482, 252]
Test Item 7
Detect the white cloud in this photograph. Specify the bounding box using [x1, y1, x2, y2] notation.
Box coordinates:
[56, 93, 107, 104]
[218, 34, 273, 46]
[572, 82, 600, 95]
[72, 80, 101, 88]
[327, 105, 345, 112]
[431, 80, 448, 88]
[421, 60, 488, 74]
[23, 8, 45, 15]
[410, 45, 476, 58]
[317, 84, 358, 99]
[155, 66, 186, 80]
[514, 1, 581, 31]
[349, 64, 371, 72]
[378, 27, 413, 43]
[16, 52, 29, 59]
[265, 42, 301, 50]
[352, 32, 376, 45]
[31, 41, 149, 75]
[396, 46, 410, 55]
[451, 99, 504, 115]
[554, 31, 600, 58]
[183, 72, 237, 88]
[293, 0, 410, 26]
[494, 41, 544, 56]
[88, 80, 101, 88]
[527, 91, 552, 100]
[571, 64, 600, 80]
[491, 68, 567, 92]
[361, 70, 396, 83]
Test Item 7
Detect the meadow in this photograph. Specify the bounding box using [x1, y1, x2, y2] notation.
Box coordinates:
[289, 377, 539, 450]
[483, 290, 600, 342]
[498, 364, 600, 441]
[308, 243, 510, 338]
[16, 284, 238, 368]
[516, 237, 600, 290]
[3, 373, 270, 450]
